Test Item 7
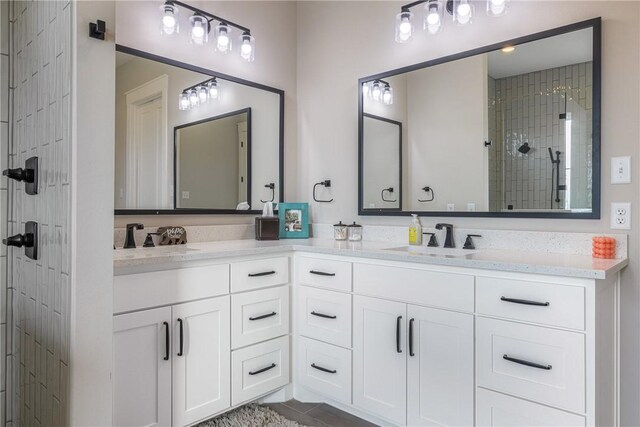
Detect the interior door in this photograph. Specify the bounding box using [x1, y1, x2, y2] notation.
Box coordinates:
[172, 296, 231, 426]
[353, 295, 407, 425]
[113, 307, 172, 427]
[407, 304, 474, 426]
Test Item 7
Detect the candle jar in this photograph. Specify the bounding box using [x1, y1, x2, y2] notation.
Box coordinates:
[348, 222, 363, 241]
[333, 221, 348, 241]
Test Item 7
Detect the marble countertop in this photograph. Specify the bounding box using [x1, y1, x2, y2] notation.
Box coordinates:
[113, 238, 628, 280]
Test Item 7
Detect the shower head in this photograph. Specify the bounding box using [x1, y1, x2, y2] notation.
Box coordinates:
[518, 143, 530, 154]
[548, 148, 561, 164]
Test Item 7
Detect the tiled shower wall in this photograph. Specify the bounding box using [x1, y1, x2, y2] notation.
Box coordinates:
[7, 1, 71, 426]
[488, 62, 593, 211]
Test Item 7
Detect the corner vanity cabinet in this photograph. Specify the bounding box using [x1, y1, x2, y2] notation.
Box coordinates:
[114, 248, 619, 427]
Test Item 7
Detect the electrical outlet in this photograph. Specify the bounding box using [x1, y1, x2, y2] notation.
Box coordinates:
[611, 202, 631, 230]
[467, 203, 476, 212]
[447, 204, 455, 211]
[611, 156, 631, 184]
[182, 191, 190, 200]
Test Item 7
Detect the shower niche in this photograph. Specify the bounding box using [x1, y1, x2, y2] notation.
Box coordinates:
[358, 18, 600, 219]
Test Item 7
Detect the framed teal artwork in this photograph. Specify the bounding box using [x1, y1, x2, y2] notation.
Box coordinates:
[278, 202, 309, 239]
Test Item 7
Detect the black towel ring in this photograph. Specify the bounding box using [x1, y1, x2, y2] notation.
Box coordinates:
[418, 186, 435, 202]
[313, 180, 333, 203]
[260, 183, 275, 203]
[381, 187, 397, 203]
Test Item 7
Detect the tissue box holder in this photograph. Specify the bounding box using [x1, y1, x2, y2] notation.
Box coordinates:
[255, 217, 280, 240]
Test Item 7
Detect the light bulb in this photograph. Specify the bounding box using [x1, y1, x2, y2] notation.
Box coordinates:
[424, 1, 442, 34]
[399, 20, 412, 35]
[189, 89, 199, 107]
[215, 23, 232, 53]
[488, 0, 506, 16]
[395, 10, 414, 43]
[383, 86, 393, 105]
[362, 83, 370, 97]
[239, 32, 255, 62]
[427, 11, 440, 26]
[160, 2, 179, 35]
[198, 86, 208, 103]
[372, 82, 381, 101]
[178, 92, 190, 110]
[189, 15, 208, 45]
[456, 0, 472, 24]
[208, 80, 219, 99]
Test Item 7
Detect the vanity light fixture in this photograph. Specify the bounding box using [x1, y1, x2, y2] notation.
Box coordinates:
[178, 77, 221, 111]
[363, 79, 393, 106]
[159, 0, 255, 61]
[394, 0, 508, 42]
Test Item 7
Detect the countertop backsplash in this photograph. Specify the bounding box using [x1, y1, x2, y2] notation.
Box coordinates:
[114, 222, 628, 259]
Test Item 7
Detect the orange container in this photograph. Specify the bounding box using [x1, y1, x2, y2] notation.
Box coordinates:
[592, 236, 616, 259]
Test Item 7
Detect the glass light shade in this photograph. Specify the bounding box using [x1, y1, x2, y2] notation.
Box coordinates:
[215, 23, 232, 53]
[239, 32, 255, 62]
[188, 89, 199, 107]
[178, 92, 190, 110]
[454, 0, 474, 25]
[189, 14, 209, 45]
[208, 80, 219, 99]
[487, 0, 507, 16]
[160, 2, 179, 35]
[424, 1, 442, 34]
[395, 10, 414, 43]
[197, 86, 208, 103]
[362, 82, 370, 98]
[371, 82, 382, 101]
[382, 85, 393, 105]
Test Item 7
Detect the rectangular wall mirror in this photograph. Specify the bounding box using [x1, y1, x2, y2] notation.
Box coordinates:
[358, 18, 600, 219]
[115, 45, 284, 215]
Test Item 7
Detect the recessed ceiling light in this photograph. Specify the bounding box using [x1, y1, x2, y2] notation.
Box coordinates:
[501, 46, 515, 53]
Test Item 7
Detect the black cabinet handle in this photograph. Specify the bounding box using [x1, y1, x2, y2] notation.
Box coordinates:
[177, 318, 184, 356]
[163, 322, 170, 361]
[249, 363, 276, 375]
[310, 311, 337, 319]
[249, 312, 277, 321]
[503, 354, 552, 370]
[311, 363, 337, 374]
[248, 271, 276, 277]
[396, 316, 402, 353]
[309, 270, 336, 277]
[409, 318, 415, 357]
[500, 297, 550, 307]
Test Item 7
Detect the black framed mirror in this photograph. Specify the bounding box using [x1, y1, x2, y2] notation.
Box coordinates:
[358, 18, 601, 219]
[114, 45, 284, 215]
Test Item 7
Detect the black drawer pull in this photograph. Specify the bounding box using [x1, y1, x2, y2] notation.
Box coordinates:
[177, 318, 184, 356]
[249, 312, 277, 321]
[503, 354, 552, 370]
[163, 321, 170, 361]
[311, 363, 337, 374]
[248, 271, 276, 277]
[249, 363, 277, 376]
[396, 316, 402, 353]
[309, 270, 336, 277]
[310, 311, 337, 319]
[500, 297, 550, 307]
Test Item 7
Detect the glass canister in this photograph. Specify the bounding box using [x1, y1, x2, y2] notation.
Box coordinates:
[348, 222, 363, 241]
[333, 221, 348, 241]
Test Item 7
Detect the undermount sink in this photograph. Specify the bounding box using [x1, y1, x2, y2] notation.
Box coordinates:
[385, 246, 477, 257]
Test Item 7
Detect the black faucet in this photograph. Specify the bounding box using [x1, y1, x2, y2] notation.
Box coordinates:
[435, 223, 454, 248]
[124, 223, 144, 249]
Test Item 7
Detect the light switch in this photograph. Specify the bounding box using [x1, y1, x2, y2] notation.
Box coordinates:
[611, 156, 631, 184]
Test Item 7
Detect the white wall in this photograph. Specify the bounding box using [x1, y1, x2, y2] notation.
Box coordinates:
[114, 1, 297, 227]
[296, 2, 640, 425]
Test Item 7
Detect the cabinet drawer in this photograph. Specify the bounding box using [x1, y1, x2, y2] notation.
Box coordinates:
[297, 257, 352, 292]
[476, 277, 585, 330]
[298, 286, 351, 348]
[353, 263, 474, 312]
[231, 286, 290, 349]
[114, 264, 229, 314]
[231, 257, 289, 293]
[477, 388, 585, 427]
[297, 337, 352, 404]
[477, 317, 585, 413]
[231, 336, 290, 406]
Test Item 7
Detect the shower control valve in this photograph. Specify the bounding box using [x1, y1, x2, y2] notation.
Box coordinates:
[3, 156, 38, 195]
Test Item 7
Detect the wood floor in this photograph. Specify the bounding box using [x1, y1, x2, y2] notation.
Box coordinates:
[265, 399, 378, 427]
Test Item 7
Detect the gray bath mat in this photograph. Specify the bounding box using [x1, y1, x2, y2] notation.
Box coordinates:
[196, 404, 310, 427]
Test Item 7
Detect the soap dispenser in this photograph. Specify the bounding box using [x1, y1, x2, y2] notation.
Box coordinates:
[409, 214, 422, 246]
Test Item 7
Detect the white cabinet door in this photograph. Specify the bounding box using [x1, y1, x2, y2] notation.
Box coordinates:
[113, 307, 172, 427]
[172, 296, 231, 426]
[353, 296, 407, 425]
[407, 305, 474, 426]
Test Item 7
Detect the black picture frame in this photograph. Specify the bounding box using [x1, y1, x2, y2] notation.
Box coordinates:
[114, 44, 285, 216]
[362, 113, 403, 212]
[173, 107, 252, 210]
[358, 18, 601, 219]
